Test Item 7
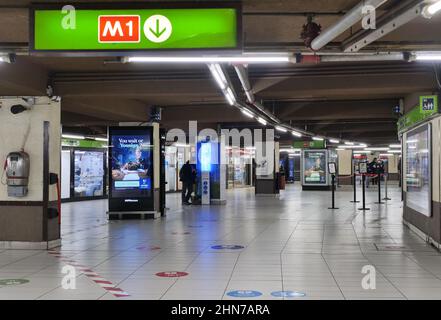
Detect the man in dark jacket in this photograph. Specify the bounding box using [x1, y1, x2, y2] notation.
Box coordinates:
[180, 161, 195, 205]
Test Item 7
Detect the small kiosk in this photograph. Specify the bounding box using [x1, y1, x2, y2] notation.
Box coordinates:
[400, 94, 441, 249]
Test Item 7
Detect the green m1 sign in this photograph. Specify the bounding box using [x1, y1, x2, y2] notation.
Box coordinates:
[30, 3, 241, 54]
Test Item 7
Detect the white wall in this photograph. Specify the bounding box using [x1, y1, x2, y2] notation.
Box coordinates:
[337, 149, 352, 175]
[0, 97, 61, 202]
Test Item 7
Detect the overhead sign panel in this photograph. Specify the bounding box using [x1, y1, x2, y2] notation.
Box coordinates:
[30, 3, 241, 55]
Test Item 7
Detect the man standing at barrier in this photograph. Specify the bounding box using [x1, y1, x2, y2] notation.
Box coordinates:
[180, 160, 195, 205]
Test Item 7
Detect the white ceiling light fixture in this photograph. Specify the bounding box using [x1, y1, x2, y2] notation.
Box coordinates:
[62, 134, 86, 140]
[126, 54, 292, 64]
[389, 144, 401, 148]
[241, 109, 254, 118]
[225, 87, 236, 106]
[94, 137, 108, 142]
[423, 0, 441, 17]
[329, 139, 340, 144]
[257, 117, 267, 126]
[345, 142, 354, 145]
[365, 147, 389, 151]
[292, 130, 302, 138]
[389, 150, 402, 154]
[379, 153, 394, 157]
[276, 126, 288, 133]
[0, 54, 13, 63]
[208, 64, 227, 90]
[414, 51, 441, 61]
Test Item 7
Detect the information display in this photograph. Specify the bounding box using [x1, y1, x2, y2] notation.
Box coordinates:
[303, 150, 328, 185]
[110, 128, 153, 199]
[405, 124, 431, 217]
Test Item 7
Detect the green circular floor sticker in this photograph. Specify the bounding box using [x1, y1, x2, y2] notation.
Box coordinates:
[0, 279, 29, 286]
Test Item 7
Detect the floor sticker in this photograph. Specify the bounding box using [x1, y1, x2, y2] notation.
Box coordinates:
[156, 271, 188, 278]
[271, 291, 306, 298]
[0, 279, 30, 286]
[227, 290, 262, 298]
[48, 251, 130, 298]
[211, 245, 244, 250]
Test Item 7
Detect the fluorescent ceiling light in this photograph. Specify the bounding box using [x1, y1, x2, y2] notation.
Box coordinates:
[225, 87, 236, 106]
[415, 52, 441, 61]
[0, 54, 12, 63]
[336, 148, 345, 151]
[427, 1, 441, 15]
[389, 144, 401, 148]
[339, 145, 366, 149]
[276, 126, 288, 133]
[127, 55, 292, 64]
[354, 151, 372, 154]
[257, 117, 267, 126]
[208, 64, 227, 90]
[292, 131, 302, 138]
[365, 147, 389, 151]
[345, 142, 354, 145]
[312, 137, 324, 141]
[379, 153, 393, 157]
[62, 134, 85, 140]
[389, 150, 402, 154]
[329, 139, 340, 144]
[241, 109, 254, 118]
[94, 137, 108, 142]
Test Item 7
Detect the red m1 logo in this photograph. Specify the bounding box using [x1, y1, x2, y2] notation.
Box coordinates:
[98, 15, 140, 43]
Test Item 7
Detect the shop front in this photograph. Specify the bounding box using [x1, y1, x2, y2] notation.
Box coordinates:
[225, 147, 254, 189]
[400, 94, 441, 248]
[61, 138, 107, 202]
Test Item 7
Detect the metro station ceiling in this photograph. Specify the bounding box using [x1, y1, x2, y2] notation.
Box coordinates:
[0, 0, 440, 145]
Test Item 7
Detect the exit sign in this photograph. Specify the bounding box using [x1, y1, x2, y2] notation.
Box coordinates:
[30, 3, 241, 55]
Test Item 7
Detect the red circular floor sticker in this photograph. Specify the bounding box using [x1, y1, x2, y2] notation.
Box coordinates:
[156, 271, 188, 278]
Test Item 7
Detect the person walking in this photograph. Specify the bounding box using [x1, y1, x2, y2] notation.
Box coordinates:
[180, 160, 194, 205]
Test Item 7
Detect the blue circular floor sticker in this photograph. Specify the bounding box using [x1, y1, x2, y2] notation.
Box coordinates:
[271, 291, 306, 298]
[211, 245, 244, 250]
[227, 290, 262, 298]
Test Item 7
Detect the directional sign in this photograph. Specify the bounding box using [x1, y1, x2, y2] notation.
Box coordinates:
[144, 15, 172, 43]
[227, 290, 262, 298]
[31, 4, 241, 54]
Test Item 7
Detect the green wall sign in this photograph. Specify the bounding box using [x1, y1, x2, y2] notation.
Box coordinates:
[398, 95, 439, 133]
[293, 141, 326, 149]
[62, 139, 107, 149]
[31, 3, 241, 54]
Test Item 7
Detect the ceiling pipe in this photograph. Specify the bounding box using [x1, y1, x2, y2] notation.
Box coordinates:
[233, 65, 281, 124]
[310, 0, 388, 51]
[344, 0, 427, 52]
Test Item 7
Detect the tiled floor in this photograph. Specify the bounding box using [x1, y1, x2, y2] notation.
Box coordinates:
[1, 183, 441, 300]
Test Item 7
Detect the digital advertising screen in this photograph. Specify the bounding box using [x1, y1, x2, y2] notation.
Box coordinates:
[303, 150, 327, 185]
[109, 128, 153, 199]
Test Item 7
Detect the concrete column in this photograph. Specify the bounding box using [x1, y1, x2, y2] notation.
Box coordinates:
[0, 97, 61, 249]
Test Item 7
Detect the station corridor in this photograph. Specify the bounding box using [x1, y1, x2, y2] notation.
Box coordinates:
[1, 185, 440, 300]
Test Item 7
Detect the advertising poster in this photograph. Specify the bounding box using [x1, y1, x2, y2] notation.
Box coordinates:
[110, 129, 153, 198]
[303, 150, 327, 185]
